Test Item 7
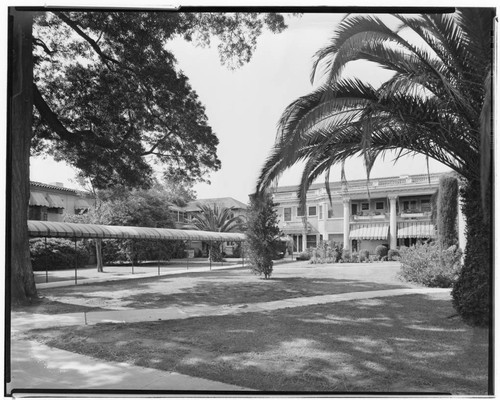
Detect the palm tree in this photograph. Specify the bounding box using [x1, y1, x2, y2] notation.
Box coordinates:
[190, 204, 246, 261]
[256, 9, 493, 326]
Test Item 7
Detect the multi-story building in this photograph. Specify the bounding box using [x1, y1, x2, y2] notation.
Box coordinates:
[28, 181, 95, 222]
[169, 197, 248, 256]
[272, 172, 464, 254]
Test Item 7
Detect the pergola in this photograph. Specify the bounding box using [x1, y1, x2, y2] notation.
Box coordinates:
[28, 220, 246, 284]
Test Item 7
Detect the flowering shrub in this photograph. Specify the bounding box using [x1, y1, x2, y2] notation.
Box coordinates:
[359, 249, 370, 262]
[398, 243, 463, 288]
[309, 241, 343, 264]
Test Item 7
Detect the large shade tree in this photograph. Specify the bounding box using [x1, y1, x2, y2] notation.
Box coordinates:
[9, 9, 288, 304]
[256, 9, 494, 326]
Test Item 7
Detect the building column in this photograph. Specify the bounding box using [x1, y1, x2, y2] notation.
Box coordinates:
[343, 197, 350, 250]
[389, 195, 398, 249]
[302, 233, 307, 252]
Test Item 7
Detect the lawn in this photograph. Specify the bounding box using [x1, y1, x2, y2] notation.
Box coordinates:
[23, 263, 412, 314]
[24, 291, 489, 394]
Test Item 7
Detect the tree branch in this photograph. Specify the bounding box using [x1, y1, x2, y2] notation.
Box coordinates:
[33, 83, 115, 149]
[54, 12, 122, 69]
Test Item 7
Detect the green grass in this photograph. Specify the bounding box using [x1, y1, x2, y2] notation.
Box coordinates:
[32, 268, 409, 314]
[25, 292, 489, 394]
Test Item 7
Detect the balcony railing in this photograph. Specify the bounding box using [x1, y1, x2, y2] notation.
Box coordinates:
[399, 210, 432, 218]
[351, 212, 388, 222]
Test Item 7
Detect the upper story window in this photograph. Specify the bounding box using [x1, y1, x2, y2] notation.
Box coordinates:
[284, 207, 292, 221]
[361, 203, 370, 211]
[375, 201, 385, 210]
[421, 199, 431, 212]
[319, 205, 323, 219]
[328, 206, 334, 218]
[308, 206, 317, 216]
[297, 206, 305, 217]
[403, 200, 418, 212]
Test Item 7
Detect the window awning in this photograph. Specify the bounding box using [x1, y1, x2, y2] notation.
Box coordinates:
[397, 222, 436, 238]
[280, 221, 318, 234]
[46, 194, 65, 208]
[29, 192, 50, 207]
[27, 220, 246, 242]
[349, 224, 389, 240]
[75, 198, 91, 210]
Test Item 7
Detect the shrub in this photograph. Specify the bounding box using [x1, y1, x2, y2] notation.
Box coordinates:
[309, 241, 343, 264]
[398, 243, 462, 288]
[102, 239, 185, 264]
[387, 249, 400, 261]
[296, 251, 311, 261]
[437, 175, 459, 248]
[350, 251, 359, 263]
[359, 249, 370, 262]
[342, 249, 351, 262]
[375, 245, 388, 259]
[30, 238, 90, 271]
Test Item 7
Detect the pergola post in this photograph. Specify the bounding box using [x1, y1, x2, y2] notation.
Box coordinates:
[74, 237, 78, 285]
[157, 241, 161, 276]
[209, 241, 212, 270]
[241, 241, 244, 267]
[186, 240, 190, 270]
[45, 237, 48, 283]
[220, 241, 223, 267]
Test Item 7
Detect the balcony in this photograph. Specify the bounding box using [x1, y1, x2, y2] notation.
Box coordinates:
[351, 212, 388, 222]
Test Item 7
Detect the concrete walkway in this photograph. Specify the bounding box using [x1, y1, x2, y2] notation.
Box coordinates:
[7, 340, 250, 394]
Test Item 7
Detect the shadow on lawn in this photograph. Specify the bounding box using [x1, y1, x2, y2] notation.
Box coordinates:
[26, 293, 489, 394]
[118, 277, 409, 308]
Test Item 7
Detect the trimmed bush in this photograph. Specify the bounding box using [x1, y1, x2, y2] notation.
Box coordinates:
[359, 249, 370, 262]
[387, 249, 400, 261]
[437, 175, 459, 248]
[375, 245, 388, 259]
[296, 251, 311, 261]
[30, 238, 90, 271]
[350, 251, 359, 263]
[398, 243, 462, 288]
[342, 249, 351, 262]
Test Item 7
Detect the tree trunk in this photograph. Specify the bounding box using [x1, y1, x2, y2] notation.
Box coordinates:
[95, 238, 104, 272]
[9, 10, 37, 305]
[451, 179, 492, 327]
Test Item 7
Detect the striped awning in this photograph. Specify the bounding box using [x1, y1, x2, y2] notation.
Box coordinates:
[397, 222, 436, 239]
[281, 221, 318, 234]
[349, 224, 389, 240]
[75, 198, 92, 210]
[46, 194, 65, 208]
[29, 192, 50, 207]
[27, 220, 246, 242]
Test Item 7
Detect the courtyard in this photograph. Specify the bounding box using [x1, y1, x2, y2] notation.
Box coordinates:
[9, 261, 489, 394]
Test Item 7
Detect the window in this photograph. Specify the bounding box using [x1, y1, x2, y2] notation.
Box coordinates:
[297, 206, 305, 217]
[284, 207, 292, 221]
[376, 201, 384, 210]
[306, 235, 317, 248]
[328, 206, 334, 218]
[308, 206, 317, 216]
[361, 203, 369, 211]
[319, 205, 323, 219]
[421, 199, 431, 212]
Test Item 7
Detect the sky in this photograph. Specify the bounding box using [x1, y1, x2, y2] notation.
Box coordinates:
[29, 12, 452, 203]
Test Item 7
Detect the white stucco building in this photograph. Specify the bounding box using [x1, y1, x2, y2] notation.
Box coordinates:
[272, 172, 465, 254]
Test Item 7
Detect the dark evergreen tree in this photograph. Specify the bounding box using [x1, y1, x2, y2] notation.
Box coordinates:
[436, 175, 459, 249]
[245, 192, 280, 279]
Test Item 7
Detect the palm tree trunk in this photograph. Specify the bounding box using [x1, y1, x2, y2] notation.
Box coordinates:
[451, 179, 492, 327]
